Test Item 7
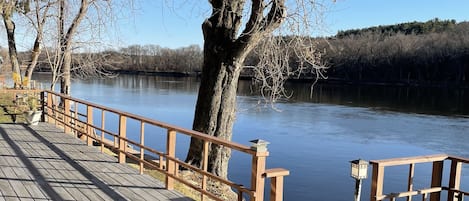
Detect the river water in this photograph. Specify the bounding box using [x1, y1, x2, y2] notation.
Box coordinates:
[35, 73, 469, 201]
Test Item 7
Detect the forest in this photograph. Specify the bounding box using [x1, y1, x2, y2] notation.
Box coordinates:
[20, 18, 469, 87]
[322, 18, 469, 87]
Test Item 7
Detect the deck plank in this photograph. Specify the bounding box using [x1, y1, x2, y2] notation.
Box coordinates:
[0, 123, 192, 201]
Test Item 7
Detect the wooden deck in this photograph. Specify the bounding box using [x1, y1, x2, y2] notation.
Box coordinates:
[0, 123, 192, 201]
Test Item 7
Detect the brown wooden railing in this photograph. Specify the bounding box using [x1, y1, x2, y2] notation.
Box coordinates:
[41, 90, 289, 201]
[370, 154, 469, 201]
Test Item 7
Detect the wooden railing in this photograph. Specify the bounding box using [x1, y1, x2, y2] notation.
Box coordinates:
[41, 90, 289, 201]
[370, 154, 469, 201]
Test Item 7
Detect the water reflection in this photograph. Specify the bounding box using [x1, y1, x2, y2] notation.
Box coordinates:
[34, 73, 469, 116]
[306, 84, 467, 115]
[79, 74, 200, 93]
[238, 80, 469, 116]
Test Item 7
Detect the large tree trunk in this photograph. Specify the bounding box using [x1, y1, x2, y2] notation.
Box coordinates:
[60, 49, 72, 95]
[3, 16, 22, 88]
[185, 0, 286, 179]
[186, 47, 244, 178]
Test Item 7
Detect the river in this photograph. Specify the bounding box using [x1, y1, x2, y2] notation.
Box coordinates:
[34, 73, 469, 200]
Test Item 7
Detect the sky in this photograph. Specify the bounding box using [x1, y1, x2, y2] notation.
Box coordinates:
[117, 0, 469, 49]
[1, 0, 468, 51]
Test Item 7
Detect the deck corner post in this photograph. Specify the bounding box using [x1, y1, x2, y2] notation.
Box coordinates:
[86, 105, 93, 146]
[270, 175, 284, 201]
[370, 162, 384, 201]
[264, 168, 290, 201]
[448, 159, 462, 201]
[165, 129, 176, 190]
[430, 160, 444, 201]
[251, 151, 268, 201]
[118, 115, 127, 163]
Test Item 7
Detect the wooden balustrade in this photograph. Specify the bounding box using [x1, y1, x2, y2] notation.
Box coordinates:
[370, 154, 469, 201]
[40, 90, 288, 201]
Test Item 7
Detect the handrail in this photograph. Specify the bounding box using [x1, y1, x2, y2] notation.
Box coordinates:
[448, 155, 469, 163]
[370, 154, 469, 201]
[376, 187, 442, 200]
[369, 154, 448, 166]
[43, 90, 256, 155]
[41, 90, 288, 201]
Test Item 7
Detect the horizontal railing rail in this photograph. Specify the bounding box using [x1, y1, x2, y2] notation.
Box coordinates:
[370, 154, 469, 201]
[41, 90, 288, 201]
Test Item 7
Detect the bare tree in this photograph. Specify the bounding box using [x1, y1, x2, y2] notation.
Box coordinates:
[57, 0, 90, 95]
[0, 0, 123, 91]
[42, 0, 128, 93]
[0, 0, 28, 88]
[70, 51, 120, 79]
[23, 0, 55, 88]
[185, 0, 327, 182]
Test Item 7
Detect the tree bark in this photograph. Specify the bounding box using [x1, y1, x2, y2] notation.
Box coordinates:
[3, 16, 22, 88]
[186, 47, 244, 177]
[59, 0, 89, 95]
[60, 49, 72, 95]
[185, 0, 286, 179]
[24, 36, 41, 87]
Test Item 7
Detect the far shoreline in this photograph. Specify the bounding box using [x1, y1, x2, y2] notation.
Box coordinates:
[108, 70, 469, 89]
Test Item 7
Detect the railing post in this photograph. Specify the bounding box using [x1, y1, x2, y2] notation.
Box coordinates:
[166, 129, 176, 190]
[139, 122, 145, 175]
[46, 92, 53, 124]
[86, 105, 93, 146]
[457, 193, 464, 201]
[118, 115, 127, 163]
[201, 141, 209, 201]
[264, 168, 290, 201]
[74, 102, 78, 137]
[54, 96, 59, 127]
[448, 159, 462, 201]
[407, 163, 415, 201]
[430, 160, 444, 201]
[40, 91, 45, 122]
[250, 140, 268, 201]
[370, 162, 384, 201]
[100, 110, 105, 152]
[64, 98, 71, 134]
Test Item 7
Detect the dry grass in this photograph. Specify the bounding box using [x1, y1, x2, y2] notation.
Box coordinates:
[99, 147, 237, 201]
[0, 90, 31, 123]
[98, 146, 203, 201]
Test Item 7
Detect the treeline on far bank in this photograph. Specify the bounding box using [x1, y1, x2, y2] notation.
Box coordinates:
[321, 18, 469, 87]
[25, 18, 469, 87]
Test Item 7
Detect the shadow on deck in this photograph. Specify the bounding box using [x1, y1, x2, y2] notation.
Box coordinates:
[0, 123, 192, 201]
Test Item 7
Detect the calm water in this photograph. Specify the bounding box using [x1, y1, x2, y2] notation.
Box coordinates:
[35, 73, 469, 201]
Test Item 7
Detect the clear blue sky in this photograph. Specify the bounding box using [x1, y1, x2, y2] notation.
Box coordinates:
[119, 0, 469, 49]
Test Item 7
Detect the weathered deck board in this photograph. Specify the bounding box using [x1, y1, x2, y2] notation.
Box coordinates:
[0, 123, 192, 201]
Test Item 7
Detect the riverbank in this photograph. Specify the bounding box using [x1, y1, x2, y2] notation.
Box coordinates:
[108, 70, 469, 89]
[109, 70, 200, 77]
